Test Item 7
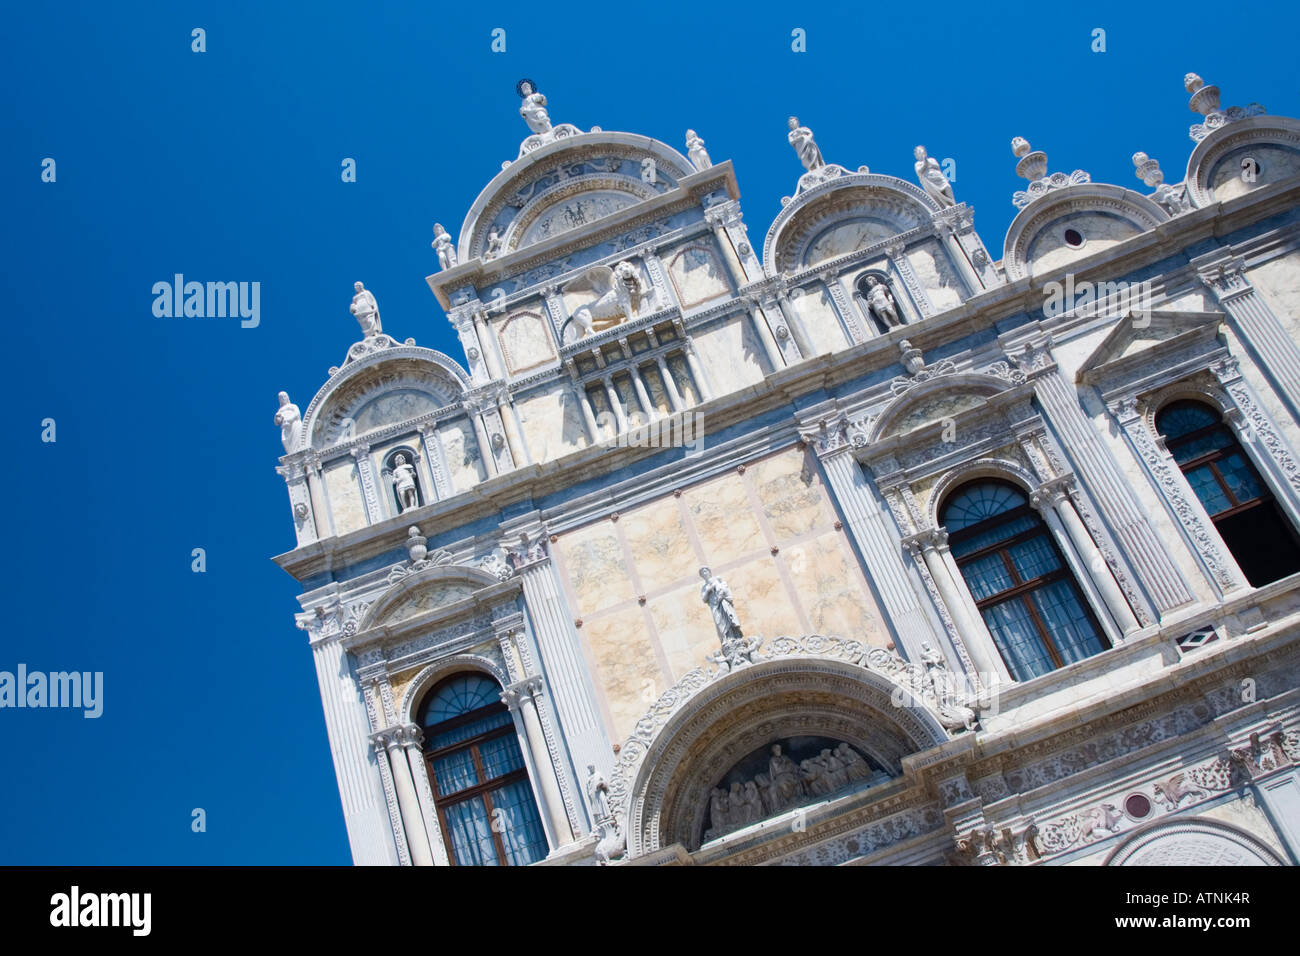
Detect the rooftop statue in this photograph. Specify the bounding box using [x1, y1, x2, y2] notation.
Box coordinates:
[349, 281, 381, 337]
[787, 116, 824, 172]
[914, 145, 955, 207]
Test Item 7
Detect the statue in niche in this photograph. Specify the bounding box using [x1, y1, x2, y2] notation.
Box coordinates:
[517, 78, 552, 135]
[835, 742, 873, 783]
[349, 281, 381, 337]
[387, 454, 419, 512]
[787, 116, 824, 172]
[914, 145, 955, 208]
[563, 260, 649, 337]
[432, 224, 458, 271]
[686, 129, 712, 170]
[485, 227, 504, 259]
[861, 275, 901, 329]
[274, 391, 303, 452]
[767, 744, 804, 810]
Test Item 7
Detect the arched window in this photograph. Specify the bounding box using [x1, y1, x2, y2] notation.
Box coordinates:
[942, 480, 1108, 681]
[1155, 400, 1300, 586]
[417, 673, 547, 866]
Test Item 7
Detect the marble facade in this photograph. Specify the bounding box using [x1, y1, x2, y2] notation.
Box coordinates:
[275, 75, 1300, 866]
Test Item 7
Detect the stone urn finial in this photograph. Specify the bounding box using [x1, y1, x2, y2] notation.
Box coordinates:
[1185, 72, 1220, 115]
[1132, 151, 1164, 187]
[1011, 137, 1047, 181]
[406, 526, 428, 564]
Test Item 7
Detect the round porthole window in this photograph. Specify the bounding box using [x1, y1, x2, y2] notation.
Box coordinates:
[1124, 793, 1152, 821]
[1064, 228, 1085, 248]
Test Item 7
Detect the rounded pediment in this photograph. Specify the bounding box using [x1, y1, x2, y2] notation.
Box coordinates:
[362, 564, 502, 630]
[459, 132, 696, 262]
[1001, 183, 1169, 281]
[872, 374, 1010, 441]
[1185, 115, 1300, 208]
[763, 175, 940, 274]
[302, 349, 470, 449]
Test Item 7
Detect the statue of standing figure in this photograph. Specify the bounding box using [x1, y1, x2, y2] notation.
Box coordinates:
[350, 281, 381, 337]
[432, 224, 458, 271]
[585, 764, 611, 823]
[518, 79, 552, 135]
[274, 391, 303, 452]
[686, 129, 712, 171]
[914, 145, 955, 207]
[863, 276, 901, 328]
[388, 454, 419, 512]
[699, 566, 747, 643]
[787, 116, 825, 172]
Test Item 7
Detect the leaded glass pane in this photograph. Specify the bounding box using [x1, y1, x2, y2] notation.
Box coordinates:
[444, 797, 500, 866]
[1168, 427, 1233, 465]
[1184, 464, 1233, 515]
[432, 749, 478, 797]
[428, 708, 513, 750]
[1007, 533, 1061, 581]
[949, 513, 1037, 557]
[961, 552, 1015, 601]
[478, 731, 526, 781]
[982, 599, 1055, 681]
[1029, 580, 1105, 664]
[422, 674, 502, 726]
[491, 780, 548, 866]
[942, 483, 1027, 532]
[1156, 401, 1219, 440]
[1216, 452, 1264, 503]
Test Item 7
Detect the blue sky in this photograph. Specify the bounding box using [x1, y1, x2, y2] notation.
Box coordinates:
[0, 1, 1295, 863]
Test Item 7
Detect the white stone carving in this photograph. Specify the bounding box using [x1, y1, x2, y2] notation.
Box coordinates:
[1184, 72, 1265, 143]
[685, 129, 711, 170]
[864, 275, 901, 328]
[387, 454, 419, 512]
[349, 281, 381, 337]
[563, 261, 649, 337]
[1010, 137, 1090, 209]
[274, 391, 303, 452]
[432, 223, 457, 271]
[914, 145, 954, 208]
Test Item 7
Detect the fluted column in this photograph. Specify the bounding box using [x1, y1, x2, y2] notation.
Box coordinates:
[508, 537, 611, 819]
[1011, 339, 1193, 612]
[373, 727, 433, 866]
[1037, 482, 1140, 635]
[601, 376, 627, 431]
[1199, 255, 1300, 423]
[655, 355, 685, 411]
[911, 529, 1008, 683]
[628, 364, 657, 421]
[682, 340, 713, 401]
[503, 676, 574, 846]
[401, 726, 449, 866]
[814, 441, 942, 664]
[304, 454, 334, 538]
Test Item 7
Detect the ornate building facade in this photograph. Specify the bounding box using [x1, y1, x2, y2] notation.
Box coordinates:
[273, 74, 1300, 866]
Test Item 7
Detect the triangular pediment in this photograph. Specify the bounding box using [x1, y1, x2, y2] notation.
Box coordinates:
[1076, 310, 1225, 386]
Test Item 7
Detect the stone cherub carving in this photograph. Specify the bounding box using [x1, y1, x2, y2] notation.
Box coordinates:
[387, 454, 419, 512]
[862, 275, 901, 328]
[432, 224, 457, 271]
[914, 145, 955, 208]
[686, 129, 712, 171]
[518, 79, 552, 135]
[274, 391, 303, 452]
[563, 260, 649, 337]
[350, 281, 381, 337]
[787, 116, 824, 172]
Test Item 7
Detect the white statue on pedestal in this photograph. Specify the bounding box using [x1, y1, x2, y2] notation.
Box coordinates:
[389, 454, 419, 511]
[432, 224, 457, 271]
[274, 391, 303, 452]
[518, 79, 552, 135]
[350, 281, 381, 337]
[914, 145, 955, 207]
[686, 129, 712, 171]
[787, 116, 824, 172]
